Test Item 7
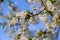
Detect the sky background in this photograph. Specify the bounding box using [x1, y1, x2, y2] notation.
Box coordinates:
[0, 0, 60, 40]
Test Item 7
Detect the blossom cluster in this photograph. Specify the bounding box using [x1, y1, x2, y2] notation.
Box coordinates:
[0, 0, 60, 40]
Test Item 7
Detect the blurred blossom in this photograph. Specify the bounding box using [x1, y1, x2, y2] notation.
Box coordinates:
[52, 13, 60, 26]
[45, 22, 55, 32]
[46, 22, 51, 28]
[46, 0, 56, 11]
[33, 0, 40, 3]
[0, 6, 2, 10]
[10, 17, 18, 24]
[19, 35, 28, 40]
[38, 14, 48, 22]
[18, 28, 23, 34]
[29, 17, 37, 24]
[16, 11, 27, 19]
[27, 0, 40, 3]
[27, 0, 32, 3]
[45, 32, 56, 40]
[0, 0, 60, 40]
[51, 22, 57, 29]
[52, 14, 60, 21]
[54, 0, 60, 10]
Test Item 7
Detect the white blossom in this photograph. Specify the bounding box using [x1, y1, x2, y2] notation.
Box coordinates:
[29, 17, 37, 24]
[33, 0, 40, 3]
[52, 14, 60, 21]
[45, 22, 55, 32]
[51, 22, 57, 29]
[1, 0, 60, 40]
[16, 11, 27, 19]
[19, 35, 28, 40]
[18, 28, 23, 34]
[32, 37, 41, 40]
[27, 0, 32, 3]
[46, 0, 56, 11]
[38, 14, 48, 22]
[45, 33, 56, 40]
[10, 17, 18, 24]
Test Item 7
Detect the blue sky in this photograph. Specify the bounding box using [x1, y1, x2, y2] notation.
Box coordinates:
[0, 0, 60, 40]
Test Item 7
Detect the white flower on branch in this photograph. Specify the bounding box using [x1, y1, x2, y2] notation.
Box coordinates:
[53, 0, 60, 10]
[52, 13, 60, 26]
[53, 14, 60, 21]
[29, 17, 38, 24]
[18, 28, 23, 34]
[19, 35, 28, 40]
[45, 22, 55, 33]
[1, 0, 60, 40]
[16, 11, 27, 19]
[27, 0, 40, 3]
[11, 18, 18, 24]
[51, 22, 57, 29]
[8, 17, 18, 26]
[38, 14, 48, 22]
[12, 17, 18, 24]
[46, 0, 56, 11]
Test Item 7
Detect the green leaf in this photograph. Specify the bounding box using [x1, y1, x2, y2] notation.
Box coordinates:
[49, 0, 56, 4]
[8, 17, 12, 20]
[37, 31, 46, 37]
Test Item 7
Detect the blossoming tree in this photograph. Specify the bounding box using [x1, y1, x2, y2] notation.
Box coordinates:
[0, 0, 60, 40]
